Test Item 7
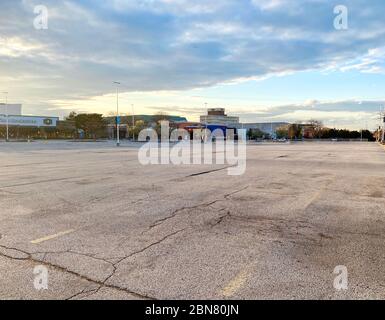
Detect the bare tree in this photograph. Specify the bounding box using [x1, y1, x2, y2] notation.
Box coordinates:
[308, 119, 324, 138]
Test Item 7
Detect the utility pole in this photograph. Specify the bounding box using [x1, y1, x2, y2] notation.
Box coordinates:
[377, 108, 382, 142]
[381, 107, 385, 143]
[2, 92, 9, 142]
[113, 82, 120, 146]
[204, 102, 208, 142]
[131, 104, 135, 141]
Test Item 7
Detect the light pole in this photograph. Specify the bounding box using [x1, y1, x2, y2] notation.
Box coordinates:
[131, 104, 135, 141]
[204, 102, 208, 142]
[381, 108, 385, 143]
[113, 82, 120, 146]
[2, 92, 8, 142]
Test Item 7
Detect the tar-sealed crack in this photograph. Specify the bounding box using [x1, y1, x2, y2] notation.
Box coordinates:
[187, 165, 234, 177]
[113, 228, 186, 267]
[144, 201, 221, 233]
[65, 285, 100, 300]
[70, 227, 187, 299]
[143, 186, 249, 233]
[210, 210, 231, 228]
[32, 249, 116, 266]
[0, 243, 155, 300]
[0, 188, 248, 300]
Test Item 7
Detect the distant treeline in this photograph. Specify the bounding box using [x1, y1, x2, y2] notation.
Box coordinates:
[0, 112, 186, 140]
[275, 122, 375, 141]
[316, 128, 374, 140]
[0, 113, 377, 142]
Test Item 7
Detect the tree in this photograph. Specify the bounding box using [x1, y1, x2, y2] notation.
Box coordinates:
[361, 130, 375, 141]
[247, 129, 253, 140]
[318, 128, 375, 141]
[57, 119, 76, 138]
[73, 113, 107, 139]
[247, 128, 265, 140]
[308, 119, 324, 138]
[66, 111, 77, 121]
[374, 128, 383, 142]
[129, 120, 146, 138]
[288, 123, 302, 139]
[276, 125, 289, 139]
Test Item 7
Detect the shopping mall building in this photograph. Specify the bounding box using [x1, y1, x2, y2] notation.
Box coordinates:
[0, 104, 58, 128]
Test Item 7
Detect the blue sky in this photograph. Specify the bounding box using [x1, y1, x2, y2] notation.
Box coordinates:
[1, 0, 385, 129]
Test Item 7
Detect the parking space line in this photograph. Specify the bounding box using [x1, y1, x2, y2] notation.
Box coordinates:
[30, 229, 75, 244]
[221, 269, 249, 297]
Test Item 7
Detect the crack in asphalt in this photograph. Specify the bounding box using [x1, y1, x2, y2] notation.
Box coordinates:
[113, 228, 186, 267]
[65, 286, 100, 301]
[0, 187, 249, 300]
[187, 166, 234, 177]
[210, 210, 231, 228]
[143, 186, 249, 234]
[0, 244, 155, 300]
[0, 225, 189, 300]
[32, 249, 116, 266]
[143, 201, 221, 234]
[78, 228, 187, 299]
[0, 189, 25, 195]
[0, 176, 82, 189]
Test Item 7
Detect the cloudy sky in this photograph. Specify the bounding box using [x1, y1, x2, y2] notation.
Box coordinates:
[1, 0, 385, 129]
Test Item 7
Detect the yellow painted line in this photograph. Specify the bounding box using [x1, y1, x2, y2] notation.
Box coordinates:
[303, 190, 322, 211]
[221, 269, 249, 298]
[31, 229, 75, 244]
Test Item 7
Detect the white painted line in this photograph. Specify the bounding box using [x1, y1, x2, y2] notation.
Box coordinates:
[30, 229, 75, 244]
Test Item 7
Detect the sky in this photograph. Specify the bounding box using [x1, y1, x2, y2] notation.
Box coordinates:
[1, 0, 385, 129]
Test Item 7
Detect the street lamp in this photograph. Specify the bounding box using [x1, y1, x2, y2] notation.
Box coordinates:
[203, 102, 208, 142]
[113, 82, 120, 146]
[2, 92, 8, 142]
[381, 108, 385, 143]
[131, 104, 135, 141]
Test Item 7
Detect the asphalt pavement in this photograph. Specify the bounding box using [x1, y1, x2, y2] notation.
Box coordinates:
[1, 140, 385, 299]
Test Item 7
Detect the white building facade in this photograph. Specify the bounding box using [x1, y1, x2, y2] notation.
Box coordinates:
[0, 115, 58, 127]
[0, 104, 58, 128]
[200, 108, 239, 126]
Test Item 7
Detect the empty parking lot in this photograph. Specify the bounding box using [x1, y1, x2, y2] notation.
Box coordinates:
[1, 141, 385, 299]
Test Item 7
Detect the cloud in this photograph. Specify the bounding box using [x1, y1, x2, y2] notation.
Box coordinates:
[0, 0, 385, 121]
[338, 47, 385, 73]
[251, 0, 286, 11]
[233, 99, 384, 129]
